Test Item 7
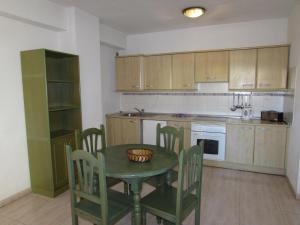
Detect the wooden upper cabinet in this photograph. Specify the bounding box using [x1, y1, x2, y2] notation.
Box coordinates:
[257, 47, 289, 90]
[116, 56, 142, 91]
[144, 55, 172, 90]
[229, 49, 257, 90]
[195, 51, 229, 82]
[254, 126, 287, 169]
[172, 53, 196, 90]
[226, 124, 254, 165]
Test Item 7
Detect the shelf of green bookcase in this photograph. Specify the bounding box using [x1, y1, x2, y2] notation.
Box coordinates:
[47, 79, 74, 84]
[48, 105, 80, 112]
[50, 129, 74, 139]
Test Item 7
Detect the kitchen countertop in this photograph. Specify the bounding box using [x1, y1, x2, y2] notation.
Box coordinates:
[107, 112, 289, 127]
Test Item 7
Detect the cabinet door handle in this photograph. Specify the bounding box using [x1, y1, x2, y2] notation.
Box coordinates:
[242, 83, 254, 88]
[257, 127, 269, 131]
[129, 120, 136, 123]
[259, 83, 271, 87]
[145, 84, 153, 88]
[206, 76, 216, 80]
[131, 85, 140, 88]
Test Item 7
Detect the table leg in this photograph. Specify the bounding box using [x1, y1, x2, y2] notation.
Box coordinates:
[130, 180, 142, 225]
[166, 170, 171, 185]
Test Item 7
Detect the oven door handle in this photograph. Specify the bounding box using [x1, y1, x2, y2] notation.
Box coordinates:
[191, 131, 226, 134]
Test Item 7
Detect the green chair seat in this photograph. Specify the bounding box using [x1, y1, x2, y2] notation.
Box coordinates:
[145, 170, 178, 187]
[76, 192, 131, 225]
[66, 147, 133, 225]
[141, 144, 204, 225]
[141, 184, 196, 222]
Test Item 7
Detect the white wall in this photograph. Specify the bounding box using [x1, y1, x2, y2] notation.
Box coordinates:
[120, 18, 289, 116]
[100, 24, 127, 49]
[0, 0, 67, 31]
[0, 14, 61, 202]
[121, 91, 285, 118]
[121, 18, 288, 55]
[0, 3, 106, 202]
[287, 1, 300, 196]
[100, 44, 121, 121]
[73, 8, 103, 128]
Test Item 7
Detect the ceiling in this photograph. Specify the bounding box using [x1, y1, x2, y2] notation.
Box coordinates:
[49, 0, 296, 34]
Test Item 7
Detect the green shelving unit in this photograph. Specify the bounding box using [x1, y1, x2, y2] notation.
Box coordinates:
[21, 49, 82, 197]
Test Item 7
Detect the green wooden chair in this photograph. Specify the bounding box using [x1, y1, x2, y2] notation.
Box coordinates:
[75, 125, 121, 188]
[66, 145, 132, 225]
[75, 125, 107, 155]
[145, 124, 184, 187]
[141, 143, 204, 225]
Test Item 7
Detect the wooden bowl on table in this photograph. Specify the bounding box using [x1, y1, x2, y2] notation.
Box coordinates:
[127, 148, 153, 163]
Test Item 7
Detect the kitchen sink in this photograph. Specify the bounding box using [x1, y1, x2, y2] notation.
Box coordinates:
[120, 112, 155, 117]
[172, 113, 193, 118]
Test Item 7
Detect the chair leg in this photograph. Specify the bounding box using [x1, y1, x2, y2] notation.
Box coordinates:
[124, 182, 129, 195]
[142, 209, 146, 225]
[195, 203, 201, 225]
[163, 220, 174, 225]
[131, 212, 135, 225]
[156, 216, 162, 224]
[71, 211, 78, 225]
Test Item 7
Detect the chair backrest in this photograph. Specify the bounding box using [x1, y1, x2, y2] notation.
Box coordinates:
[156, 124, 184, 153]
[75, 124, 106, 156]
[176, 142, 204, 221]
[66, 145, 108, 224]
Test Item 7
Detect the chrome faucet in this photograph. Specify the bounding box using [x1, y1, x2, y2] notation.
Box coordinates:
[134, 107, 145, 114]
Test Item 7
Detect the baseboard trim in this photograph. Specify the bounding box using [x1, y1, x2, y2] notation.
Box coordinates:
[204, 160, 285, 175]
[286, 177, 300, 200]
[0, 188, 31, 208]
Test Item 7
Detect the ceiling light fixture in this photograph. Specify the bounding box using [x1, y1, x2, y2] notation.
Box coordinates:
[183, 7, 206, 18]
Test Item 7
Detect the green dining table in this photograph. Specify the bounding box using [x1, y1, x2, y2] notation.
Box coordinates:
[100, 144, 178, 225]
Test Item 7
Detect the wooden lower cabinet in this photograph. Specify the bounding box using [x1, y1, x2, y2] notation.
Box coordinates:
[254, 126, 287, 169]
[107, 117, 123, 145]
[226, 124, 254, 164]
[167, 121, 191, 154]
[226, 124, 287, 170]
[51, 133, 75, 189]
[122, 118, 141, 144]
[107, 117, 141, 146]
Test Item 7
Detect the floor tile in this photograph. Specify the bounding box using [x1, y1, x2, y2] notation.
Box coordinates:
[0, 217, 25, 225]
[1, 167, 299, 225]
[282, 212, 300, 225]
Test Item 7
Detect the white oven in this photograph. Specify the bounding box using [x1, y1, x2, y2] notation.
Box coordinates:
[191, 122, 226, 161]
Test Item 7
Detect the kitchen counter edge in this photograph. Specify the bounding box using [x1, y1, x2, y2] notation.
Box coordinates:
[106, 113, 289, 127]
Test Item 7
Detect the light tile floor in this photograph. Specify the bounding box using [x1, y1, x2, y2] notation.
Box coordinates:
[1, 167, 300, 225]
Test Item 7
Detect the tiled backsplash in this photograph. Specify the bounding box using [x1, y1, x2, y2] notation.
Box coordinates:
[120, 84, 294, 120]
